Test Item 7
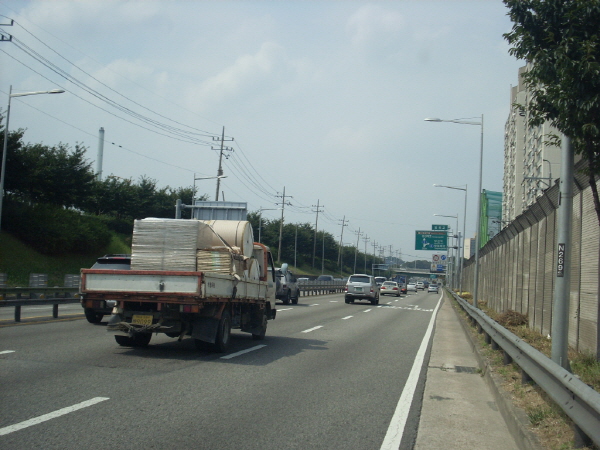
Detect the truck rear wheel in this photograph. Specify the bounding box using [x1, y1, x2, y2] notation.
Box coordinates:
[115, 333, 151, 347]
[291, 289, 299, 305]
[84, 308, 103, 324]
[282, 291, 290, 305]
[213, 310, 231, 352]
[252, 313, 267, 340]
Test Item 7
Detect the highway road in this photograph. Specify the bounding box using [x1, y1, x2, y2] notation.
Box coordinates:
[0, 290, 442, 449]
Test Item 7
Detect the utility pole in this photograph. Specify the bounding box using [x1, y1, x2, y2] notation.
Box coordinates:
[363, 235, 370, 273]
[312, 200, 324, 267]
[353, 228, 362, 274]
[551, 135, 574, 371]
[212, 126, 233, 201]
[371, 241, 378, 275]
[321, 231, 325, 274]
[337, 216, 349, 269]
[276, 187, 292, 264]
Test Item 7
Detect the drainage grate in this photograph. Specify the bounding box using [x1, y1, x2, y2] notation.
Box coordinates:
[454, 365, 478, 374]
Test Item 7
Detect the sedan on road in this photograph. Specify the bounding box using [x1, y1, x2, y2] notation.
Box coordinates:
[428, 284, 439, 293]
[380, 281, 401, 297]
[406, 283, 417, 292]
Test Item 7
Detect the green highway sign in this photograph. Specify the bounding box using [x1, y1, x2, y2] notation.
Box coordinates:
[415, 230, 448, 250]
[432, 224, 449, 231]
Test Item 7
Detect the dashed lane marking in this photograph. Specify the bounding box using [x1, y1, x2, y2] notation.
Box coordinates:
[301, 326, 323, 333]
[0, 397, 109, 436]
[221, 345, 267, 360]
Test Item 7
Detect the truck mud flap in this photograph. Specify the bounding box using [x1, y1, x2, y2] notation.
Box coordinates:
[191, 317, 218, 344]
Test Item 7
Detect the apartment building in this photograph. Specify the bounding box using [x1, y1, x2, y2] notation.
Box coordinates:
[503, 65, 561, 223]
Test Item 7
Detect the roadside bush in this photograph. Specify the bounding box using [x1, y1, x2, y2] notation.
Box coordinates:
[4, 201, 111, 255]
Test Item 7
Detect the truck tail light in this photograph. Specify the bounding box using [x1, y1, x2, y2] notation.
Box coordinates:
[181, 304, 199, 313]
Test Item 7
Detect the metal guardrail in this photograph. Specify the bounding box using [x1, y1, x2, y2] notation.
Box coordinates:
[298, 280, 346, 296]
[0, 287, 81, 322]
[451, 291, 600, 447]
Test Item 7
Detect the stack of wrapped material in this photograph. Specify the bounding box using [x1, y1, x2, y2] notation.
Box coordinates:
[131, 218, 201, 271]
[131, 218, 256, 277]
[196, 246, 246, 275]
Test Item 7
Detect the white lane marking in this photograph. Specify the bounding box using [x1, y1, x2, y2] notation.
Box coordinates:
[221, 345, 266, 360]
[0, 350, 15, 355]
[278, 308, 293, 311]
[330, 300, 339, 302]
[0, 397, 109, 436]
[342, 316, 353, 320]
[309, 304, 319, 307]
[380, 296, 442, 450]
[363, 309, 372, 313]
[301, 326, 323, 333]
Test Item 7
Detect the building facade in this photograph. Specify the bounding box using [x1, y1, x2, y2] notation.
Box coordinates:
[503, 65, 562, 224]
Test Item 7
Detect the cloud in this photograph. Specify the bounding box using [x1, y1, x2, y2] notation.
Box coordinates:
[187, 41, 309, 113]
[347, 4, 405, 49]
[91, 58, 160, 87]
[23, 0, 161, 29]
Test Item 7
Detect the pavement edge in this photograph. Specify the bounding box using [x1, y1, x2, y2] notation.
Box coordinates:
[448, 293, 544, 450]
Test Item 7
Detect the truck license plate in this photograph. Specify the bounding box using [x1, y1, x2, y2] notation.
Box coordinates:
[132, 314, 153, 326]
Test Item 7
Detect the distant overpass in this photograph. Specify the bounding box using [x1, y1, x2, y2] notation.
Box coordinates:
[391, 268, 445, 279]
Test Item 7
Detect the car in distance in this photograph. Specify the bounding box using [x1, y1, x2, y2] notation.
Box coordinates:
[416, 281, 425, 290]
[428, 283, 439, 293]
[374, 276, 387, 287]
[345, 274, 380, 305]
[316, 274, 336, 292]
[276, 264, 300, 305]
[399, 283, 407, 294]
[406, 282, 417, 292]
[380, 281, 401, 297]
[83, 254, 131, 323]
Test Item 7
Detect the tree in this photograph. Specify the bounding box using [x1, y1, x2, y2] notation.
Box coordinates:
[0, 125, 96, 209]
[504, 0, 600, 225]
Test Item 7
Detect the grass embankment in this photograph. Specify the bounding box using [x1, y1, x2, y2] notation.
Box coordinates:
[455, 291, 599, 450]
[0, 231, 131, 286]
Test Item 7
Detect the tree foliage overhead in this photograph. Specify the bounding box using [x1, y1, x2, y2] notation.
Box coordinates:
[503, 0, 600, 224]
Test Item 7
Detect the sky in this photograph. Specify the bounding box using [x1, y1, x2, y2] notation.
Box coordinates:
[0, 0, 523, 264]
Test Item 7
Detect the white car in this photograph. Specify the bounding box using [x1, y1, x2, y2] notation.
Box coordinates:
[428, 283, 439, 293]
[406, 283, 417, 292]
[416, 281, 425, 290]
[380, 281, 401, 297]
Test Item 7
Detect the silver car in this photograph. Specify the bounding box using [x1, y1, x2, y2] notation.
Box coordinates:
[380, 281, 401, 297]
[344, 274, 380, 304]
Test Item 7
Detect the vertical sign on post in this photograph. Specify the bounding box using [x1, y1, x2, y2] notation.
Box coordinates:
[556, 243, 565, 277]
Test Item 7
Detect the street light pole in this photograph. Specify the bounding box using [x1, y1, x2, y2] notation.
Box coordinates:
[434, 213, 458, 289]
[434, 184, 467, 294]
[426, 115, 483, 307]
[258, 207, 278, 244]
[192, 174, 227, 217]
[1, 85, 65, 231]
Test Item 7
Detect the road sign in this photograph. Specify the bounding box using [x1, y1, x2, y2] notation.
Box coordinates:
[416, 230, 448, 250]
[432, 254, 448, 265]
[430, 263, 445, 272]
[432, 224, 449, 231]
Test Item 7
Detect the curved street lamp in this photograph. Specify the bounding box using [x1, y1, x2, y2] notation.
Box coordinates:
[1, 86, 65, 230]
[434, 213, 459, 289]
[426, 115, 483, 308]
[434, 184, 467, 294]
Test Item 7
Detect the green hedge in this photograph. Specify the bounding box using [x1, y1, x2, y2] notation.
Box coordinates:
[4, 201, 112, 255]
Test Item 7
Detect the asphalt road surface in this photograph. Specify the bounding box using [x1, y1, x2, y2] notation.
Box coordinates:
[0, 290, 442, 449]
